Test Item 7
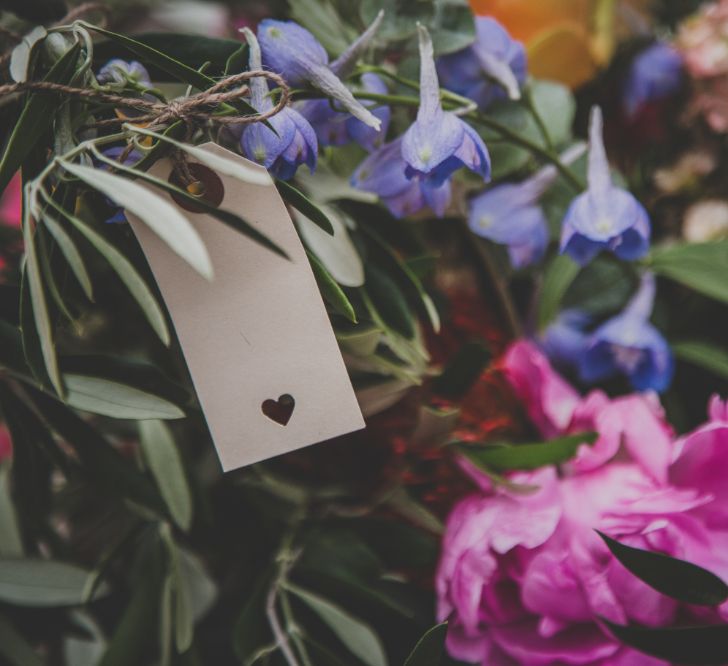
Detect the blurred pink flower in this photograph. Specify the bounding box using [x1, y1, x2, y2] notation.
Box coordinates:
[0, 426, 12, 462]
[677, 1, 728, 79]
[437, 341, 728, 665]
[0, 173, 22, 228]
[690, 77, 728, 133]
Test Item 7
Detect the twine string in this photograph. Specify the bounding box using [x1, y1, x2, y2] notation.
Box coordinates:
[0, 70, 291, 186]
[0, 70, 290, 128]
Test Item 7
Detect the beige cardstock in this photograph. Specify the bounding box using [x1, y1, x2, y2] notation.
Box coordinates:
[126, 143, 365, 471]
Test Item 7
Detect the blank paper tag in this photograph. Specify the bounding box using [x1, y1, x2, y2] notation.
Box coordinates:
[126, 143, 364, 471]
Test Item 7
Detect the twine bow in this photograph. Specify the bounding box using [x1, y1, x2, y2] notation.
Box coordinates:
[0, 70, 291, 186]
[0, 70, 291, 130]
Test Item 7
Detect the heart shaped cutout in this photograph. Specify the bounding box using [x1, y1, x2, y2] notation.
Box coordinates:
[261, 394, 295, 426]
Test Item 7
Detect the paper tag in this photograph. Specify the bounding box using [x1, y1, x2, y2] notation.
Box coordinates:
[126, 143, 364, 471]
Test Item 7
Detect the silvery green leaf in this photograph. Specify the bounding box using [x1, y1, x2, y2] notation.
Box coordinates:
[294, 205, 364, 287]
[286, 584, 388, 666]
[22, 202, 63, 395]
[0, 465, 22, 558]
[9, 26, 47, 82]
[41, 212, 93, 300]
[140, 420, 193, 531]
[125, 126, 272, 186]
[0, 559, 109, 607]
[49, 199, 171, 345]
[355, 378, 416, 417]
[177, 548, 217, 622]
[64, 375, 185, 421]
[60, 160, 213, 279]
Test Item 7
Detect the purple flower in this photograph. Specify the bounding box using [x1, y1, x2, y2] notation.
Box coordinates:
[468, 145, 584, 268]
[351, 138, 451, 218]
[560, 107, 651, 265]
[345, 73, 391, 151]
[401, 25, 491, 188]
[624, 43, 683, 118]
[541, 309, 592, 368]
[469, 182, 548, 268]
[240, 28, 317, 180]
[257, 17, 382, 130]
[97, 59, 151, 88]
[301, 73, 391, 151]
[437, 17, 527, 108]
[580, 273, 674, 392]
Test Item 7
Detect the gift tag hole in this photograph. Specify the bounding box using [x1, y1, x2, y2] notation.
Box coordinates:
[169, 163, 224, 212]
[262, 394, 295, 426]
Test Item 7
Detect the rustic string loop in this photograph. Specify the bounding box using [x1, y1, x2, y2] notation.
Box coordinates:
[0, 69, 291, 188]
[0, 69, 291, 130]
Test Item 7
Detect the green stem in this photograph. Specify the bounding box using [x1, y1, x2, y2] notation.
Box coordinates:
[293, 88, 585, 192]
[520, 86, 554, 153]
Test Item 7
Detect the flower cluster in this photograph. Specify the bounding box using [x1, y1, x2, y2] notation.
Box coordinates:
[352, 24, 492, 217]
[678, 0, 728, 132]
[543, 273, 674, 392]
[437, 340, 728, 665]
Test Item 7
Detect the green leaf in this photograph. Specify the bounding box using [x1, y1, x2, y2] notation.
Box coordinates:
[81, 24, 259, 118]
[0, 40, 80, 195]
[40, 210, 93, 300]
[47, 197, 170, 345]
[90, 147, 287, 260]
[360, 0, 434, 45]
[361, 225, 440, 331]
[528, 80, 576, 148]
[232, 572, 274, 660]
[404, 622, 448, 666]
[139, 420, 192, 531]
[0, 464, 23, 558]
[64, 375, 185, 420]
[460, 432, 598, 472]
[22, 211, 63, 395]
[365, 265, 415, 338]
[651, 240, 728, 305]
[561, 256, 635, 315]
[604, 621, 728, 666]
[177, 548, 217, 623]
[429, 0, 476, 55]
[672, 340, 728, 380]
[538, 253, 580, 330]
[294, 205, 364, 287]
[60, 354, 189, 408]
[0, 559, 109, 607]
[19, 272, 54, 390]
[9, 26, 47, 83]
[93, 32, 244, 77]
[289, 0, 358, 54]
[598, 532, 728, 606]
[126, 126, 271, 187]
[60, 160, 213, 279]
[30, 389, 163, 512]
[0, 614, 44, 666]
[99, 534, 165, 666]
[287, 583, 388, 666]
[308, 250, 357, 323]
[277, 179, 335, 236]
[81, 24, 214, 91]
[432, 341, 491, 399]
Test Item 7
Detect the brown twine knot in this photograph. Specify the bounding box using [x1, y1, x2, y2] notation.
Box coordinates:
[0, 69, 290, 129]
[0, 69, 291, 186]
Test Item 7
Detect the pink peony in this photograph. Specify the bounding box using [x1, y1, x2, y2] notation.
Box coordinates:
[437, 341, 728, 665]
[0, 173, 21, 228]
